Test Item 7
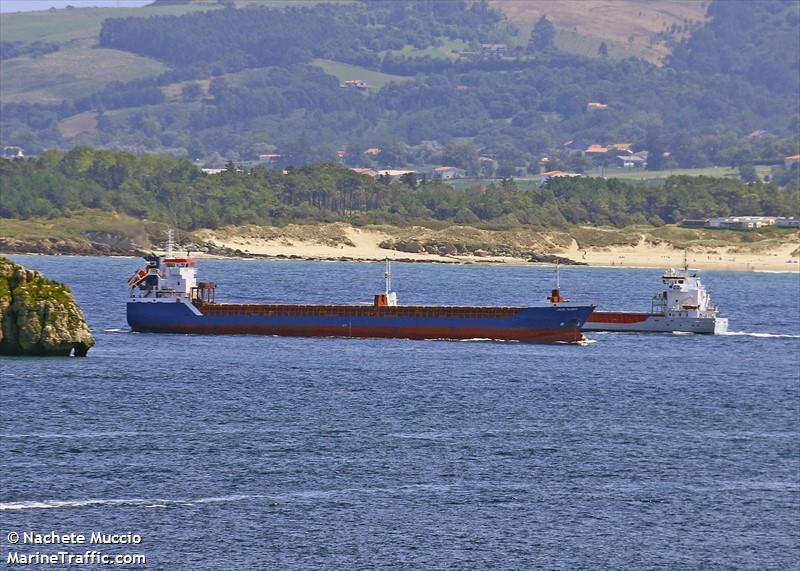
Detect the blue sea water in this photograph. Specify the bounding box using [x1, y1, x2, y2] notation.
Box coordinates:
[1, 256, 799, 570]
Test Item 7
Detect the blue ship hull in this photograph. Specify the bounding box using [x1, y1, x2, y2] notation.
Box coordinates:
[127, 300, 594, 343]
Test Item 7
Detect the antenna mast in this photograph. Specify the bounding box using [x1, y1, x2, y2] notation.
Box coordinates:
[166, 229, 174, 258]
[385, 258, 392, 294]
[548, 262, 564, 303]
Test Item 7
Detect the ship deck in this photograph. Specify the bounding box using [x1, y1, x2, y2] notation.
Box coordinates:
[193, 302, 523, 319]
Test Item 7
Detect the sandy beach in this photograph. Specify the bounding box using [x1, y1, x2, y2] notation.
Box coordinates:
[195, 225, 800, 272]
[558, 238, 800, 272]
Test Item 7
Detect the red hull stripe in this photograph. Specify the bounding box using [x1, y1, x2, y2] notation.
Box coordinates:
[131, 324, 585, 343]
[586, 311, 650, 324]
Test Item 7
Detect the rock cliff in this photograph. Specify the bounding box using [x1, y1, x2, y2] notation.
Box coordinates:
[0, 257, 95, 356]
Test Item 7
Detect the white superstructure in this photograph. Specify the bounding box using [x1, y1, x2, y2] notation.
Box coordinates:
[583, 262, 729, 334]
[652, 268, 720, 320]
[127, 232, 205, 314]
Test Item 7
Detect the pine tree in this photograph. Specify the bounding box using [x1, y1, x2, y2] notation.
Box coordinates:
[527, 16, 556, 53]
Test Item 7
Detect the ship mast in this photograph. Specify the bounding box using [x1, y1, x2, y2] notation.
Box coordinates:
[166, 229, 174, 258]
[548, 262, 564, 303]
[374, 258, 397, 307]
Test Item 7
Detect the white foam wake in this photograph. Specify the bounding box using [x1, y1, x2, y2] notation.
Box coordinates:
[720, 331, 800, 339]
[0, 498, 157, 511]
[0, 495, 272, 511]
[0, 485, 455, 512]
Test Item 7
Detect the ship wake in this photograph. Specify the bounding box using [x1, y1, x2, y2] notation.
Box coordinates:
[720, 331, 800, 339]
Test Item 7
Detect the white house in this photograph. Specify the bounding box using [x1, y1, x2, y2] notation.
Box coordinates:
[430, 166, 466, 180]
[349, 168, 416, 182]
[1, 146, 24, 159]
[616, 155, 646, 168]
[708, 216, 777, 229]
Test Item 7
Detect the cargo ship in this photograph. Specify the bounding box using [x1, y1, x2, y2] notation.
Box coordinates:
[126, 242, 595, 343]
[582, 263, 728, 334]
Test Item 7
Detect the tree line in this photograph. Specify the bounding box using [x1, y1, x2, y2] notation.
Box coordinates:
[1, 149, 797, 231]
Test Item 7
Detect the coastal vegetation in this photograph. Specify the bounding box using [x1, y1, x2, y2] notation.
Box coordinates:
[1, 149, 797, 233]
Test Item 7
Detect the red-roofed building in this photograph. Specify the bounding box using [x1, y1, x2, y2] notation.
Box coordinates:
[784, 154, 800, 169]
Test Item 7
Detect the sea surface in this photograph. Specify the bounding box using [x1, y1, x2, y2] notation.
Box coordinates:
[1, 256, 799, 570]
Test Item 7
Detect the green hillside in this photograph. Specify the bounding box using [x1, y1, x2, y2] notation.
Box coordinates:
[0, 3, 217, 43]
[0, 3, 216, 106]
[311, 60, 414, 92]
[1, 44, 168, 105]
[0, 0, 797, 184]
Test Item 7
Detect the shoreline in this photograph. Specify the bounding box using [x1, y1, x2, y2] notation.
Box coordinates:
[188, 227, 800, 272]
[4, 245, 798, 272]
[3, 224, 798, 272]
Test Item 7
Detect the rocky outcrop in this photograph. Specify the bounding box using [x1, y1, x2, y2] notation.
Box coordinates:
[378, 238, 586, 264]
[528, 253, 587, 265]
[0, 257, 95, 356]
[0, 236, 254, 259]
[0, 236, 147, 257]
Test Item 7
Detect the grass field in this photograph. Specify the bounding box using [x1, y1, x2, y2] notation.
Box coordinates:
[586, 165, 773, 181]
[1, 3, 206, 106]
[553, 29, 631, 60]
[443, 165, 773, 190]
[0, 3, 218, 44]
[57, 111, 99, 139]
[161, 60, 407, 102]
[386, 39, 472, 61]
[232, 0, 354, 6]
[0, 43, 168, 105]
[311, 59, 413, 92]
[492, 0, 707, 64]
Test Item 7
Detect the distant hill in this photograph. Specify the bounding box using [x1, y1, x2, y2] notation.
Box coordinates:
[0, 2, 215, 105]
[0, 0, 797, 178]
[669, 0, 800, 96]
